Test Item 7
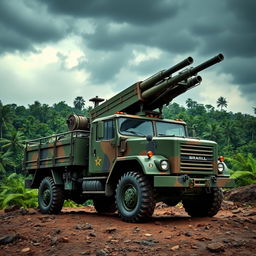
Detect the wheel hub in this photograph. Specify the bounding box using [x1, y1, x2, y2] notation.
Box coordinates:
[123, 185, 137, 210]
[42, 189, 51, 206]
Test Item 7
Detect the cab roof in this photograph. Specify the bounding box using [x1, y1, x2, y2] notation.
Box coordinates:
[92, 113, 187, 125]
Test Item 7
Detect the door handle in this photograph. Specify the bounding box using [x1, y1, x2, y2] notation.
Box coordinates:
[93, 149, 96, 157]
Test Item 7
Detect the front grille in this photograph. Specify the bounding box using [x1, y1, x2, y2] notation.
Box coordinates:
[180, 144, 214, 172]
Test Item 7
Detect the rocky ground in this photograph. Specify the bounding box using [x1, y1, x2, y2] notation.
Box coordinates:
[1, 187, 256, 256]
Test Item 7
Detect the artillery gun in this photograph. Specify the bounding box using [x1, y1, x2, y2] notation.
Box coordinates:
[24, 53, 234, 222]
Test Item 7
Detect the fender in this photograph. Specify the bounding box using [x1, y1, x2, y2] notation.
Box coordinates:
[25, 169, 63, 188]
[105, 155, 170, 196]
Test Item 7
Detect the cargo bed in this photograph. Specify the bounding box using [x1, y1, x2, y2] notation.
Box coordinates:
[24, 130, 89, 170]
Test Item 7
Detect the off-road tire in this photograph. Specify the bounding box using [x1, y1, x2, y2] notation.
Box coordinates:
[93, 196, 116, 214]
[115, 171, 155, 222]
[38, 177, 64, 214]
[182, 188, 223, 217]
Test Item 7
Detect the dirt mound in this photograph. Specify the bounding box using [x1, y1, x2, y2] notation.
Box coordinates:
[224, 184, 256, 203]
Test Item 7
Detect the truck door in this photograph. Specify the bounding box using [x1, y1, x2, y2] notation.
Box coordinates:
[89, 119, 116, 174]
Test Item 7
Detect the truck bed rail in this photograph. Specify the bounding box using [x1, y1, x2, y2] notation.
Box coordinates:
[24, 130, 89, 170]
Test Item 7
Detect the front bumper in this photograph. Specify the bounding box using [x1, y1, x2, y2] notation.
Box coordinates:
[154, 175, 235, 188]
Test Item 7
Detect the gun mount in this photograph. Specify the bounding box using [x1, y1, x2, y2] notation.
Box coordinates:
[90, 54, 224, 120]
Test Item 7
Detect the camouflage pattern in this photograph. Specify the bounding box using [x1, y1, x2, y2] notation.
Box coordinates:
[24, 53, 234, 205]
[24, 131, 89, 170]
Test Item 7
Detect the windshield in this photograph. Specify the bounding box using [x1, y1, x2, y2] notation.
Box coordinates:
[118, 118, 153, 136]
[156, 121, 186, 137]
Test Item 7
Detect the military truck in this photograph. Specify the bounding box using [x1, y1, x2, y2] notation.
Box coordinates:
[24, 53, 235, 222]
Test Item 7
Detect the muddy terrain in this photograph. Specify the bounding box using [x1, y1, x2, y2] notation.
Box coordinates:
[1, 197, 256, 256]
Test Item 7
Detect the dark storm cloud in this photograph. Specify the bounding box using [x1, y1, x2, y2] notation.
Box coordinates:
[0, 0, 255, 106]
[224, 57, 256, 101]
[74, 48, 132, 84]
[0, 0, 67, 53]
[191, 0, 256, 58]
[40, 0, 183, 25]
[82, 21, 198, 54]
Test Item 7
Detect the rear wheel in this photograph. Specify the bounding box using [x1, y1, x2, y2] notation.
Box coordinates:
[93, 196, 116, 214]
[38, 177, 64, 214]
[115, 171, 155, 222]
[182, 188, 223, 217]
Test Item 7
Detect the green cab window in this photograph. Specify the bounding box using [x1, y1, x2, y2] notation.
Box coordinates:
[156, 122, 185, 137]
[118, 117, 154, 137]
[97, 120, 114, 140]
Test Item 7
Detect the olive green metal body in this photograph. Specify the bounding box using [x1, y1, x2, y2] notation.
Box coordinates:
[24, 54, 234, 221]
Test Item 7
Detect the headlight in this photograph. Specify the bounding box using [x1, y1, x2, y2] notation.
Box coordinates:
[218, 162, 224, 173]
[160, 160, 169, 171]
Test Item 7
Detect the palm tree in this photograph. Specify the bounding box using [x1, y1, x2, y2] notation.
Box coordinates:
[205, 104, 214, 112]
[202, 123, 222, 142]
[228, 153, 256, 186]
[221, 120, 238, 146]
[186, 98, 197, 109]
[217, 96, 228, 111]
[0, 102, 13, 139]
[73, 96, 85, 110]
[1, 131, 25, 154]
[0, 151, 15, 174]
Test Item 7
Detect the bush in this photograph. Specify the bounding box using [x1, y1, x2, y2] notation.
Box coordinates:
[0, 173, 38, 209]
[228, 153, 256, 187]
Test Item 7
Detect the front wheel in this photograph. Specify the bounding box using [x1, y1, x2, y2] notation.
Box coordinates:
[115, 171, 155, 222]
[182, 188, 223, 217]
[38, 177, 64, 214]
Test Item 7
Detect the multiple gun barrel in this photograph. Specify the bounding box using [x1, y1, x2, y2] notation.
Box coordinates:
[90, 54, 224, 119]
[139, 54, 224, 109]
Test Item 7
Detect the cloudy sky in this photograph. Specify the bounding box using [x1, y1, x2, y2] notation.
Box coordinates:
[0, 0, 255, 114]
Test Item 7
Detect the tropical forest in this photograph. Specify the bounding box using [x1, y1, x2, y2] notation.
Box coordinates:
[0, 96, 256, 209]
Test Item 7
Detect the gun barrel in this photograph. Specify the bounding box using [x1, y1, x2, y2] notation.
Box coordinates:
[142, 53, 224, 100]
[186, 75, 202, 89]
[139, 57, 193, 91]
[148, 76, 202, 109]
[191, 53, 224, 74]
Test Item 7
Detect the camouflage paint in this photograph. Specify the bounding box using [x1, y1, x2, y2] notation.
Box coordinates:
[154, 175, 235, 188]
[24, 131, 89, 171]
[24, 59, 233, 192]
[88, 122, 117, 174]
[24, 114, 235, 190]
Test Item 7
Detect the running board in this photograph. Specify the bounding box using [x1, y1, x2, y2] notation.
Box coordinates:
[82, 191, 105, 194]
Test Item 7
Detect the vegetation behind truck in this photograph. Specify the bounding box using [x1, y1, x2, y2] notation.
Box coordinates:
[24, 53, 235, 222]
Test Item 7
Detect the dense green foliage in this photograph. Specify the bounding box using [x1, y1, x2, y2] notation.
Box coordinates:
[228, 153, 256, 186]
[163, 100, 256, 158]
[0, 96, 255, 208]
[0, 173, 38, 209]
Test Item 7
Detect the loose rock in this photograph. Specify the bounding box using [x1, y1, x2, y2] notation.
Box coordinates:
[0, 234, 19, 245]
[170, 245, 180, 251]
[96, 249, 108, 256]
[105, 227, 117, 233]
[21, 247, 31, 253]
[51, 236, 58, 246]
[4, 205, 20, 213]
[185, 232, 193, 237]
[207, 242, 225, 252]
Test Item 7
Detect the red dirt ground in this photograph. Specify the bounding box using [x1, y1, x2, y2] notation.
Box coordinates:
[0, 202, 256, 256]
